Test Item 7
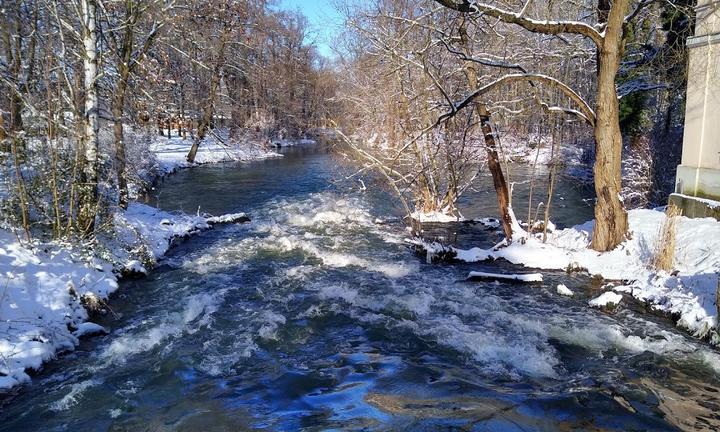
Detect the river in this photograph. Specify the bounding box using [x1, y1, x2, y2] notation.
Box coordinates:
[2, 144, 720, 431]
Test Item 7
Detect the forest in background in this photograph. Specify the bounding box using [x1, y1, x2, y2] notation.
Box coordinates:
[0, 0, 696, 250]
[333, 0, 694, 251]
[1, 0, 338, 241]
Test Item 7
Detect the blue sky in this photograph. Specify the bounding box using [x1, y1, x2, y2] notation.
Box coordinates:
[278, 0, 343, 58]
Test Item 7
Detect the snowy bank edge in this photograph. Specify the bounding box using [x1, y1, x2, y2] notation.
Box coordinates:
[0, 212, 251, 392]
[409, 209, 720, 345]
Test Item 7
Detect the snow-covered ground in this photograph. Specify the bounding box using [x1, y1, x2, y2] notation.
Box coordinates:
[409, 210, 502, 228]
[150, 135, 281, 178]
[498, 133, 556, 165]
[0, 203, 250, 390]
[410, 210, 465, 223]
[417, 209, 720, 344]
[271, 138, 317, 147]
[0, 132, 272, 392]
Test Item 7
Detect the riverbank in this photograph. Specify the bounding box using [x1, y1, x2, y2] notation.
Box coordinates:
[416, 208, 720, 345]
[0, 136, 275, 392]
[128, 132, 282, 198]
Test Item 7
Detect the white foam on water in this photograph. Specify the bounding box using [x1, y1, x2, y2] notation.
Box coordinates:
[297, 304, 324, 319]
[390, 292, 435, 317]
[697, 350, 720, 375]
[198, 334, 259, 376]
[100, 292, 223, 364]
[280, 195, 373, 228]
[49, 379, 100, 412]
[419, 314, 560, 379]
[257, 311, 287, 341]
[87, 191, 720, 388]
[305, 274, 564, 379]
[316, 283, 359, 304]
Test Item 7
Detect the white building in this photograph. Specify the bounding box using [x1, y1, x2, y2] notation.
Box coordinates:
[672, 0, 720, 218]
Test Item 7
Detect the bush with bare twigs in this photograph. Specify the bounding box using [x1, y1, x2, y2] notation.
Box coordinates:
[651, 204, 682, 271]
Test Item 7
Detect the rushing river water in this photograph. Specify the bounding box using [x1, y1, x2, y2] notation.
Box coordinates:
[3, 144, 720, 431]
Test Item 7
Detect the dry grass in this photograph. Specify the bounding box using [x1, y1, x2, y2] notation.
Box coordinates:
[651, 204, 682, 271]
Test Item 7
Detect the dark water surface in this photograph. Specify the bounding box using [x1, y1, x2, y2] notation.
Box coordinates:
[2, 145, 720, 431]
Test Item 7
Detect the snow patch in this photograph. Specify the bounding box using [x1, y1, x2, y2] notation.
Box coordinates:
[205, 212, 249, 225]
[589, 292, 623, 308]
[467, 271, 543, 283]
[150, 135, 281, 178]
[0, 204, 248, 391]
[421, 209, 720, 344]
[73, 322, 108, 338]
[556, 284, 574, 297]
[410, 210, 465, 223]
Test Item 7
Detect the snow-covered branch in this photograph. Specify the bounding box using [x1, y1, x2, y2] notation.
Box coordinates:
[433, 0, 604, 46]
[440, 73, 596, 126]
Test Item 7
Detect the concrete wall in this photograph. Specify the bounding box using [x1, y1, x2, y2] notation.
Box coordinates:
[676, 0, 720, 202]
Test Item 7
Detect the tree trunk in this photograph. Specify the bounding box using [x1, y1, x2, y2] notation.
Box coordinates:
[596, 0, 611, 75]
[8, 4, 24, 133]
[10, 136, 31, 242]
[78, 0, 100, 236]
[591, 0, 630, 251]
[459, 24, 514, 240]
[3, 4, 24, 137]
[113, 13, 134, 210]
[113, 76, 130, 209]
[180, 86, 186, 139]
[479, 106, 514, 240]
[187, 30, 229, 163]
[543, 118, 562, 242]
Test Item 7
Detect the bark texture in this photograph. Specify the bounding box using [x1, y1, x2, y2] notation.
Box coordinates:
[591, 0, 630, 251]
[460, 25, 514, 240]
[433, 0, 630, 251]
[113, 10, 135, 210]
[78, 0, 100, 236]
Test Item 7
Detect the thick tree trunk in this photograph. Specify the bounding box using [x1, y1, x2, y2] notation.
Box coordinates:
[596, 0, 611, 75]
[78, 0, 100, 236]
[591, 0, 630, 251]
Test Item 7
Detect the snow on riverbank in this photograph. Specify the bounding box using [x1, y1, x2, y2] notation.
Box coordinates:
[271, 137, 317, 147]
[0, 130, 277, 391]
[150, 135, 281, 177]
[417, 209, 720, 343]
[410, 210, 465, 223]
[0, 203, 249, 391]
[0, 229, 117, 390]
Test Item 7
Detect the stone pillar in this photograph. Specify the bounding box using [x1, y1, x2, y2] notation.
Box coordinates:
[672, 0, 720, 218]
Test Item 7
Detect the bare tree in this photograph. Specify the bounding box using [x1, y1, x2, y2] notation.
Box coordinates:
[433, 0, 641, 251]
[105, 0, 167, 208]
